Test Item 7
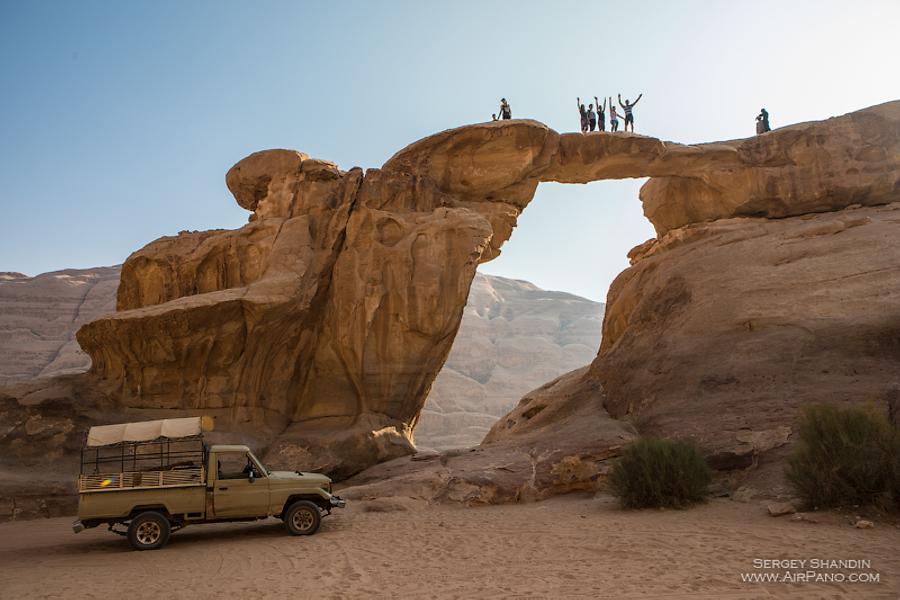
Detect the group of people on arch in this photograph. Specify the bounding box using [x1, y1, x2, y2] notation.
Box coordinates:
[577, 94, 642, 132]
[492, 97, 773, 136]
[491, 94, 643, 132]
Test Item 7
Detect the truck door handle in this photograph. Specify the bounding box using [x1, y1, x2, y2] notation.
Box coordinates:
[218, 487, 228, 491]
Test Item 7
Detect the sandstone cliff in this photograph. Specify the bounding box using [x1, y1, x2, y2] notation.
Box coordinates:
[3, 101, 898, 508]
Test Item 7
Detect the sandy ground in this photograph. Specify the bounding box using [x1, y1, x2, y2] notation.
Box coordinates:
[0, 495, 898, 599]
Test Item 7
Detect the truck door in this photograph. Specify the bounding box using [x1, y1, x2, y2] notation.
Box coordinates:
[211, 451, 270, 519]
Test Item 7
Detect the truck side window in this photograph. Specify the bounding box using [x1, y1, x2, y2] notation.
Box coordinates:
[217, 452, 253, 480]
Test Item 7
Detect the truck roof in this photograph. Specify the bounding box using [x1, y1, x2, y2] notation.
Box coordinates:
[208, 444, 252, 453]
[87, 417, 206, 447]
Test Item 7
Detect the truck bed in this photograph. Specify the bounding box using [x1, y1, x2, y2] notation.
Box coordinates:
[78, 481, 206, 522]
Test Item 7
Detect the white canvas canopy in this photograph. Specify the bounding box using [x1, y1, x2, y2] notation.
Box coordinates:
[86, 417, 207, 447]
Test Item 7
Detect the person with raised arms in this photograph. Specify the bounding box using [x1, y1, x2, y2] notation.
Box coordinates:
[576, 97, 588, 132]
[618, 92, 643, 132]
[594, 96, 607, 132]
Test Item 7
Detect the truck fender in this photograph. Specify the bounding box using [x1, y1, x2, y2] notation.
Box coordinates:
[129, 505, 173, 520]
[280, 494, 330, 516]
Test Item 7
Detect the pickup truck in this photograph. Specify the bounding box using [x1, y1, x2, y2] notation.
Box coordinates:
[72, 417, 345, 550]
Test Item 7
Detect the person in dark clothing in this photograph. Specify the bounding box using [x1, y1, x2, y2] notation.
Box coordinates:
[576, 97, 588, 132]
[499, 98, 512, 120]
[756, 108, 770, 134]
[594, 96, 607, 132]
[587, 103, 597, 131]
[618, 93, 643, 132]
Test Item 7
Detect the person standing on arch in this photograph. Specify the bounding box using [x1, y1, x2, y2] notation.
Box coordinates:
[499, 98, 512, 120]
[756, 108, 770, 134]
[587, 102, 597, 132]
[576, 97, 588, 132]
[608, 98, 620, 132]
[618, 92, 643, 132]
[594, 96, 607, 131]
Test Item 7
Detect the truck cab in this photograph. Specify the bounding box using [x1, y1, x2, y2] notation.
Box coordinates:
[206, 444, 337, 520]
[73, 417, 345, 550]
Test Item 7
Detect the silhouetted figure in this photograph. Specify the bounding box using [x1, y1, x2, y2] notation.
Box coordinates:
[756, 108, 770, 134]
[577, 97, 587, 132]
[618, 93, 643, 132]
[609, 98, 620, 132]
[594, 96, 607, 132]
[492, 113, 498, 121]
[499, 98, 512, 120]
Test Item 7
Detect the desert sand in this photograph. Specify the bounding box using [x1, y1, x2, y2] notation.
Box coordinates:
[0, 495, 897, 599]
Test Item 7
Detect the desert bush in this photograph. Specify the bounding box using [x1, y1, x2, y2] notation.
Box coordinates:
[787, 404, 896, 509]
[609, 438, 712, 509]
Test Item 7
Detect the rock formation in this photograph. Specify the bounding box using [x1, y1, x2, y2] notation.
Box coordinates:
[341, 101, 900, 503]
[3, 101, 898, 509]
[0, 268, 603, 451]
[592, 202, 900, 472]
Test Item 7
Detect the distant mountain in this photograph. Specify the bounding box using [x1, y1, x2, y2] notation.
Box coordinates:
[0, 267, 119, 384]
[415, 273, 604, 450]
[0, 267, 603, 449]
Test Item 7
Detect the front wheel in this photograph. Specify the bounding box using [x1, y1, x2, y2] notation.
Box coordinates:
[284, 501, 321, 536]
[127, 511, 171, 551]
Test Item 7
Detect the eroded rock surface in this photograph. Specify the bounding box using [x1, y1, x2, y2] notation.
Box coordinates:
[595, 203, 900, 467]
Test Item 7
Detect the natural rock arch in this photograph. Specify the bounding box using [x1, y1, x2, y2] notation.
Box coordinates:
[76, 102, 900, 477]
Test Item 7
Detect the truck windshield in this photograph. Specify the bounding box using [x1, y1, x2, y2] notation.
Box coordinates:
[252, 454, 270, 476]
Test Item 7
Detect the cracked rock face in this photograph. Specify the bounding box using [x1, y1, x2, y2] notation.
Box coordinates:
[28, 101, 900, 481]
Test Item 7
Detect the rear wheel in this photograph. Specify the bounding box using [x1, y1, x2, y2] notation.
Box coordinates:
[284, 501, 321, 536]
[127, 511, 171, 551]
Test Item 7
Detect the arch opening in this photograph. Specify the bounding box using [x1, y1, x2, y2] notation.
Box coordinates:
[416, 179, 653, 450]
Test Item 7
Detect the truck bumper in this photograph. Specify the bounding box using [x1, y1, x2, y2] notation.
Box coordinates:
[72, 520, 85, 534]
[329, 496, 346, 509]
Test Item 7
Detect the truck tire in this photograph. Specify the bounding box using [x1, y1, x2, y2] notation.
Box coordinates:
[127, 511, 171, 551]
[284, 501, 321, 536]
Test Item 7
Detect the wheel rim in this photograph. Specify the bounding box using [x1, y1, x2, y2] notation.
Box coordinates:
[291, 508, 315, 531]
[136, 521, 161, 545]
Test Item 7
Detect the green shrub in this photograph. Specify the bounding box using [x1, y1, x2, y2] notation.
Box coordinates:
[787, 404, 896, 509]
[609, 438, 712, 509]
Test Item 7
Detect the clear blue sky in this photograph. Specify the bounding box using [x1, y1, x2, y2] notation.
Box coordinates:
[2, 1, 898, 301]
